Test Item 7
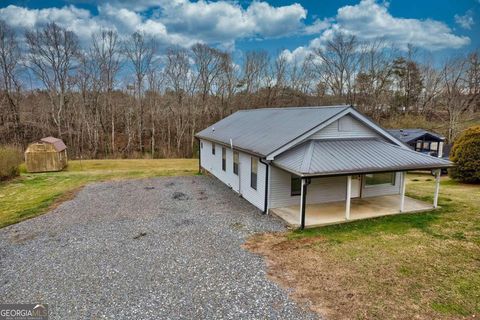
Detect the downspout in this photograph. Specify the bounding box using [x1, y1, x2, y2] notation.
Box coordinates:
[300, 177, 311, 230]
[196, 137, 201, 174]
[259, 158, 269, 214]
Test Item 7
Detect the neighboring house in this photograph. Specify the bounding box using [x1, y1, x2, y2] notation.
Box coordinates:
[387, 129, 445, 158]
[196, 105, 453, 229]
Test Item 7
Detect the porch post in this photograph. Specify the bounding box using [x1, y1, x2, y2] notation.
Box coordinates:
[400, 171, 406, 212]
[345, 175, 352, 220]
[300, 178, 309, 230]
[433, 169, 440, 208]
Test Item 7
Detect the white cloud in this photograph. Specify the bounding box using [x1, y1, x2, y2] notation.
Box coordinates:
[332, 0, 470, 50]
[0, 1, 308, 49]
[304, 18, 332, 35]
[282, 0, 470, 64]
[455, 10, 474, 30]
[156, 0, 307, 43]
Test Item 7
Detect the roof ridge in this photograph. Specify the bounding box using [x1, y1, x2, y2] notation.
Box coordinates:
[237, 105, 350, 112]
[300, 140, 315, 173]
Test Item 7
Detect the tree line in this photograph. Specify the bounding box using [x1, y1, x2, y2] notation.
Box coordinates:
[0, 21, 478, 159]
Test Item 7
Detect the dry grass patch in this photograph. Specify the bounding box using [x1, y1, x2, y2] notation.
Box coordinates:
[246, 174, 480, 320]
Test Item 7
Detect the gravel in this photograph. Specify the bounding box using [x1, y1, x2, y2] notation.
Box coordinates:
[0, 176, 318, 319]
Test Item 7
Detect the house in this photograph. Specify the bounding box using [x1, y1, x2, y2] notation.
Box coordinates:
[195, 105, 453, 229]
[387, 129, 446, 158]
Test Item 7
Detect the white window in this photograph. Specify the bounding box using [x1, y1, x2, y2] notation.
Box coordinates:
[291, 177, 301, 196]
[250, 157, 257, 190]
[233, 151, 239, 175]
[365, 172, 395, 186]
[222, 147, 226, 171]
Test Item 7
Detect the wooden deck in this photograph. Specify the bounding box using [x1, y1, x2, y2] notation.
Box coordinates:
[269, 195, 434, 228]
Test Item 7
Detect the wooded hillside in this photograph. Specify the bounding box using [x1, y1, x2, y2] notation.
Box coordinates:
[0, 21, 478, 158]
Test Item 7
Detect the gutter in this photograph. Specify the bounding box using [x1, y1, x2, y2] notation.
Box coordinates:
[259, 158, 269, 214]
[271, 161, 455, 179]
[194, 135, 265, 158]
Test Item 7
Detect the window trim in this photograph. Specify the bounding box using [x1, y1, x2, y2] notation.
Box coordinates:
[222, 147, 226, 171]
[364, 172, 396, 187]
[233, 151, 239, 175]
[291, 177, 301, 196]
[250, 157, 257, 190]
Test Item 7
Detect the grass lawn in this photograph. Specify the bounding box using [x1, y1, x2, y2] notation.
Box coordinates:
[246, 173, 480, 320]
[0, 159, 198, 228]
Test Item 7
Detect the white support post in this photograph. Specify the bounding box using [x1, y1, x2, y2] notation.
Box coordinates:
[433, 169, 440, 208]
[400, 171, 406, 212]
[345, 175, 352, 220]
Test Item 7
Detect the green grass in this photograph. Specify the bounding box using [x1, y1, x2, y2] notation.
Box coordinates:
[0, 159, 198, 228]
[284, 173, 480, 318]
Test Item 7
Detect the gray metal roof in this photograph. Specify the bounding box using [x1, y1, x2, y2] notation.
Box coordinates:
[274, 138, 453, 177]
[40, 136, 67, 151]
[387, 129, 445, 143]
[195, 105, 349, 156]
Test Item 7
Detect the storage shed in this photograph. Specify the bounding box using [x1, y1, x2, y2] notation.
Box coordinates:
[25, 137, 67, 173]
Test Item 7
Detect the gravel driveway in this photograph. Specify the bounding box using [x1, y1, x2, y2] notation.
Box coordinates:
[0, 176, 317, 319]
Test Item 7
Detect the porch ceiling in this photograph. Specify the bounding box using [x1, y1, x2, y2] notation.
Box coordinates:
[273, 138, 453, 177]
[270, 195, 433, 228]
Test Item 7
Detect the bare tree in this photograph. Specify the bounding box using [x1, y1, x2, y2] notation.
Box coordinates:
[191, 43, 225, 103]
[123, 31, 156, 153]
[241, 50, 269, 94]
[214, 52, 238, 117]
[355, 40, 394, 119]
[440, 56, 479, 141]
[25, 22, 79, 138]
[0, 19, 22, 144]
[164, 47, 195, 156]
[312, 33, 359, 102]
[92, 29, 121, 156]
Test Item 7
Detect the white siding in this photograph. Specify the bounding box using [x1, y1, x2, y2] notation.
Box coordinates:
[200, 139, 265, 211]
[361, 172, 402, 197]
[269, 166, 402, 208]
[308, 114, 379, 139]
[269, 166, 347, 208]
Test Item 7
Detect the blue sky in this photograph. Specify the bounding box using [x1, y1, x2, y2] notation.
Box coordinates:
[0, 0, 478, 62]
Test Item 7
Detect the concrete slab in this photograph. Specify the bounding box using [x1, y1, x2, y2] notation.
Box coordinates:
[270, 195, 434, 228]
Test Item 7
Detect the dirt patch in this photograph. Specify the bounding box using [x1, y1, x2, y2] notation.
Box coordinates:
[244, 232, 466, 320]
[9, 231, 39, 244]
[172, 191, 189, 200]
[197, 190, 208, 200]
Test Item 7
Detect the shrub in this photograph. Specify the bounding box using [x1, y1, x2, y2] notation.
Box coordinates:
[449, 126, 480, 183]
[0, 146, 22, 180]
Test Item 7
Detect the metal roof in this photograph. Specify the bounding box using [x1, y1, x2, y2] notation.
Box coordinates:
[387, 129, 445, 143]
[195, 105, 350, 156]
[273, 138, 453, 177]
[40, 136, 67, 152]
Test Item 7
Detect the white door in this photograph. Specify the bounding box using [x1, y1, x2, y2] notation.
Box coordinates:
[351, 175, 361, 198]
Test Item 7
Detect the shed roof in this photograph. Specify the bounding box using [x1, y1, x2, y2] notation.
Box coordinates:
[40, 136, 67, 152]
[195, 105, 349, 156]
[273, 138, 453, 177]
[387, 129, 445, 143]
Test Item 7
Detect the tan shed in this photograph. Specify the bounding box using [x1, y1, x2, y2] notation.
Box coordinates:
[25, 137, 68, 173]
